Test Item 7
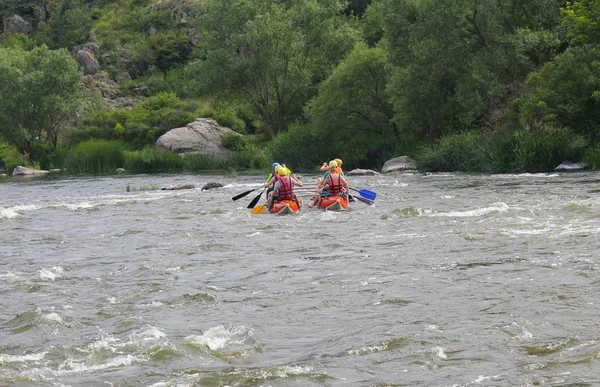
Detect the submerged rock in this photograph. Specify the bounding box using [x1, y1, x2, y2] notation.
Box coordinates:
[202, 182, 223, 190]
[162, 184, 195, 190]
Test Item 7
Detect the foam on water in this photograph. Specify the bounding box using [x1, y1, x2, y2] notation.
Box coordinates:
[0, 352, 47, 364]
[38, 266, 63, 281]
[186, 325, 254, 351]
[0, 207, 20, 219]
[432, 202, 509, 217]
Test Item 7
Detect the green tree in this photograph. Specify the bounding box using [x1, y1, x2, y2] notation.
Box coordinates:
[311, 42, 396, 166]
[49, 4, 93, 49]
[186, 0, 359, 139]
[381, 0, 563, 139]
[0, 45, 83, 160]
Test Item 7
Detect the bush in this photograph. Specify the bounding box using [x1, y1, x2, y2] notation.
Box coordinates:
[196, 106, 247, 133]
[221, 135, 248, 151]
[64, 140, 126, 174]
[268, 125, 328, 171]
[75, 93, 197, 149]
[124, 147, 185, 172]
[0, 142, 33, 174]
[418, 124, 588, 173]
[417, 132, 493, 172]
[491, 123, 587, 172]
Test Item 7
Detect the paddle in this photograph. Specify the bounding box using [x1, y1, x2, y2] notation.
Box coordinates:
[247, 189, 266, 209]
[349, 194, 373, 205]
[251, 203, 266, 214]
[349, 188, 376, 201]
[232, 187, 259, 201]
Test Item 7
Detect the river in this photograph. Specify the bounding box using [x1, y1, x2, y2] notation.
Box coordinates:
[1, 171, 599, 386]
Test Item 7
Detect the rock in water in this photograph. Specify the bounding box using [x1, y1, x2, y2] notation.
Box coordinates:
[202, 182, 223, 191]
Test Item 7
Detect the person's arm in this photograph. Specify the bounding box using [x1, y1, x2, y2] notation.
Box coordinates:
[342, 177, 349, 191]
[293, 177, 303, 187]
[319, 162, 328, 172]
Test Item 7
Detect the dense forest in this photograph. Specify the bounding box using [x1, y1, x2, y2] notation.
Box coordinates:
[1, 0, 600, 174]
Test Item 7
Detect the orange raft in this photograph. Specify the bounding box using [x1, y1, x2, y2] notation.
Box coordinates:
[271, 199, 299, 215]
[320, 195, 349, 211]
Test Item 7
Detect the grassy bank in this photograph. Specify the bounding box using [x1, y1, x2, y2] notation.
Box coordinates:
[418, 124, 588, 173]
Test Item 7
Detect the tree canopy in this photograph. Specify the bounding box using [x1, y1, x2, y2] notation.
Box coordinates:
[186, 0, 359, 139]
[0, 45, 83, 160]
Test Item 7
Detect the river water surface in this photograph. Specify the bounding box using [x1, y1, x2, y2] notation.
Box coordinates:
[1, 172, 599, 386]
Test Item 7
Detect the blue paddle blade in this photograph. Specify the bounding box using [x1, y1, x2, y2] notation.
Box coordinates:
[358, 189, 376, 201]
[350, 188, 376, 201]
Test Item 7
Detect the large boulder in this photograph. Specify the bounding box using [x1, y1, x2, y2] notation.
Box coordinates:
[555, 160, 588, 171]
[156, 118, 241, 156]
[346, 169, 380, 176]
[76, 49, 99, 75]
[382, 156, 418, 173]
[4, 15, 31, 33]
[12, 166, 49, 177]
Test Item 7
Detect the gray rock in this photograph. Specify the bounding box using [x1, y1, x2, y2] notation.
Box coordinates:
[0, 174, 6, 178]
[83, 42, 100, 53]
[202, 182, 223, 190]
[115, 72, 132, 83]
[382, 156, 418, 173]
[555, 161, 588, 171]
[133, 86, 150, 96]
[116, 168, 126, 174]
[346, 169, 380, 176]
[162, 184, 195, 190]
[120, 48, 131, 58]
[155, 118, 241, 157]
[12, 166, 49, 176]
[76, 49, 99, 75]
[83, 72, 122, 99]
[4, 15, 32, 33]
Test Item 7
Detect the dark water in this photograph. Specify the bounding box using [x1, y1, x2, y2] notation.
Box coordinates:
[1, 172, 599, 386]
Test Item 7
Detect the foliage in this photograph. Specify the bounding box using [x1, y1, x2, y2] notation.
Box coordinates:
[380, 0, 564, 140]
[64, 140, 126, 174]
[311, 42, 396, 167]
[508, 46, 600, 139]
[418, 132, 493, 172]
[124, 146, 184, 172]
[221, 135, 249, 152]
[418, 124, 587, 173]
[186, 0, 359, 138]
[584, 141, 600, 169]
[196, 106, 247, 133]
[268, 124, 327, 171]
[0, 45, 83, 161]
[76, 92, 197, 148]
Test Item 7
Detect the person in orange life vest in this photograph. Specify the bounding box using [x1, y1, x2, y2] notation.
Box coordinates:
[267, 167, 303, 212]
[309, 160, 348, 208]
[321, 158, 344, 178]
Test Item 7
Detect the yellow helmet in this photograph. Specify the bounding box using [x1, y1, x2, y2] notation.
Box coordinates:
[278, 167, 289, 176]
[329, 160, 338, 168]
[335, 158, 343, 166]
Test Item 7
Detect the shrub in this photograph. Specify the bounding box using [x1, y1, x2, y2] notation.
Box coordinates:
[64, 140, 126, 174]
[196, 106, 247, 133]
[491, 123, 587, 172]
[417, 132, 493, 172]
[124, 147, 184, 172]
[221, 135, 248, 151]
[268, 125, 327, 171]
